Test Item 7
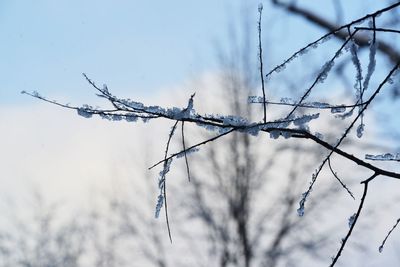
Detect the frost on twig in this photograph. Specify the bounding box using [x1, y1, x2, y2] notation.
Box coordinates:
[365, 153, 400, 162]
[379, 218, 400, 253]
[348, 213, 356, 228]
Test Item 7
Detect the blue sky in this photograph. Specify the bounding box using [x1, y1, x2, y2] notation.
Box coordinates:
[0, 1, 247, 105]
[0, 0, 392, 106]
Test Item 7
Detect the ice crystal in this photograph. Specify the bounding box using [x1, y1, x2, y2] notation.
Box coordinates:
[102, 84, 110, 95]
[218, 127, 233, 134]
[281, 131, 292, 139]
[125, 115, 138, 122]
[349, 42, 363, 94]
[275, 64, 286, 73]
[348, 213, 356, 228]
[280, 97, 293, 104]
[125, 100, 145, 110]
[363, 42, 377, 92]
[293, 113, 320, 128]
[331, 106, 346, 114]
[176, 147, 200, 158]
[155, 158, 173, 218]
[248, 96, 264, 103]
[77, 105, 93, 118]
[155, 194, 164, 218]
[270, 131, 280, 139]
[32, 91, 41, 98]
[159, 159, 172, 178]
[318, 61, 335, 83]
[111, 114, 123, 121]
[297, 193, 307, 217]
[356, 123, 365, 138]
[310, 102, 330, 108]
[222, 115, 248, 126]
[335, 109, 354, 120]
[365, 153, 400, 161]
[245, 124, 262, 136]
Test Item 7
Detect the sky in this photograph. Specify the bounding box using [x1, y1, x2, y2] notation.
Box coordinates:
[0, 0, 245, 105]
[0, 0, 399, 265]
[1, 0, 396, 104]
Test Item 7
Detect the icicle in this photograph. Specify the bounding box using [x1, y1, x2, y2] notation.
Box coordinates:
[356, 123, 365, 138]
[363, 42, 377, 92]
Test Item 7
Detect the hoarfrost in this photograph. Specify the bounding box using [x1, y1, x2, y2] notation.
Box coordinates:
[335, 109, 354, 119]
[293, 113, 320, 127]
[155, 158, 173, 218]
[125, 115, 138, 122]
[219, 127, 233, 134]
[348, 213, 356, 228]
[297, 192, 307, 217]
[222, 115, 248, 126]
[280, 97, 293, 104]
[365, 153, 400, 161]
[32, 91, 41, 98]
[318, 60, 335, 83]
[310, 102, 330, 108]
[155, 194, 164, 218]
[102, 84, 110, 95]
[349, 42, 363, 95]
[331, 106, 346, 114]
[281, 131, 292, 139]
[248, 96, 264, 103]
[270, 131, 280, 139]
[246, 124, 262, 136]
[111, 114, 123, 121]
[356, 123, 365, 138]
[77, 105, 93, 118]
[363, 42, 377, 92]
[176, 147, 200, 158]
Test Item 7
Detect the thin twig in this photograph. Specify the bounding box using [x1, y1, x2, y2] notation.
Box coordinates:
[327, 158, 355, 200]
[354, 27, 400, 34]
[162, 120, 179, 243]
[299, 59, 400, 210]
[330, 173, 378, 267]
[286, 29, 358, 119]
[379, 218, 400, 253]
[181, 121, 191, 182]
[149, 128, 235, 170]
[250, 99, 368, 110]
[258, 4, 267, 123]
